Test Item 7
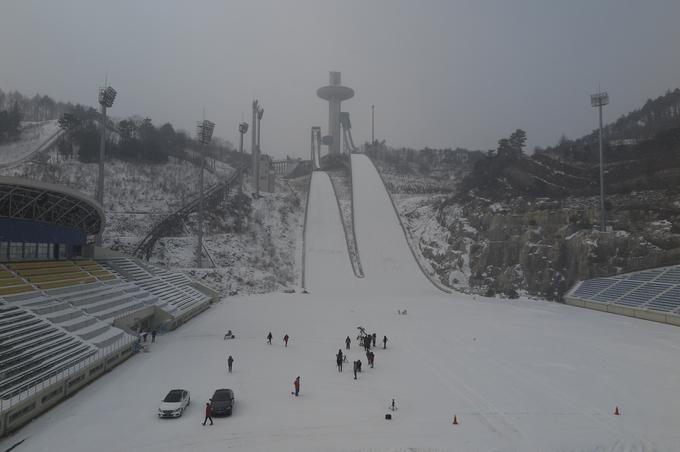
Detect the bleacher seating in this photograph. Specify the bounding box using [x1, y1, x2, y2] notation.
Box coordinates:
[0, 256, 212, 405]
[3, 287, 138, 347]
[0, 304, 98, 399]
[567, 265, 680, 319]
[570, 278, 616, 299]
[646, 286, 680, 313]
[100, 257, 211, 318]
[0, 260, 119, 294]
[592, 280, 642, 303]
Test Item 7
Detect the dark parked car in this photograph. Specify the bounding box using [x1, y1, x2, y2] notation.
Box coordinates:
[210, 389, 234, 416]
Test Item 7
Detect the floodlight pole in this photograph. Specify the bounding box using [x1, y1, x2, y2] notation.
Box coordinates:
[251, 100, 259, 198]
[196, 119, 215, 268]
[197, 142, 205, 267]
[371, 104, 375, 144]
[256, 107, 263, 197]
[96, 85, 116, 246]
[238, 121, 248, 191]
[591, 91, 609, 232]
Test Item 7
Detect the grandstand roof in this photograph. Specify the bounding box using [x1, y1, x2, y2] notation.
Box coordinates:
[0, 176, 104, 236]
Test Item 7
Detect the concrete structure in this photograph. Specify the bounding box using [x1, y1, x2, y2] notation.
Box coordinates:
[317, 72, 354, 155]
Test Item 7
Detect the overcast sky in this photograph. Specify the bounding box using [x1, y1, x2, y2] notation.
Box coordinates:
[2, 0, 680, 158]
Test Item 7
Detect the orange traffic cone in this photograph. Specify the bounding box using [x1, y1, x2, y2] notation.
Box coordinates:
[453, 415, 459, 425]
[614, 406, 620, 416]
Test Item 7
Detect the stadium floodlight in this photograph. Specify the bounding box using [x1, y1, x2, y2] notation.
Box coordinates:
[238, 121, 249, 136]
[96, 84, 117, 246]
[98, 86, 117, 108]
[591, 90, 609, 232]
[196, 119, 215, 145]
[195, 119, 216, 267]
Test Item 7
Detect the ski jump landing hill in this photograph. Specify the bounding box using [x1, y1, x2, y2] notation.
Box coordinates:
[304, 154, 436, 298]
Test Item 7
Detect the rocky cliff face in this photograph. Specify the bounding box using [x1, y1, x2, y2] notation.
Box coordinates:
[415, 191, 680, 299]
[374, 153, 680, 300]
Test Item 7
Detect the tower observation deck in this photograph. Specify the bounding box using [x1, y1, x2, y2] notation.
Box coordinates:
[317, 72, 354, 155]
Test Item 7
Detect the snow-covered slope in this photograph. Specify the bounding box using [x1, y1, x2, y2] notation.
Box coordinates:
[0, 120, 60, 167]
[2, 153, 680, 452]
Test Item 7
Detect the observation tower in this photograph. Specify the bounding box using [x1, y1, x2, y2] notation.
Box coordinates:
[317, 72, 354, 154]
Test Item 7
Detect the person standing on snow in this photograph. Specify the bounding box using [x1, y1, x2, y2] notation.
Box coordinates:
[203, 402, 213, 425]
[372, 333, 377, 347]
[336, 349, 343, 372]
[369, 351, 375, 368]
[267, 332, 273, 344]
[151, 329, 157, 343]
[293, 376, 301, 396]
[345, 336, 351, 350]
[227, 355, 234, 373]
[353, 360, 358, 380]
[383, 335, 388, 349]
[284, 334, 289, 347]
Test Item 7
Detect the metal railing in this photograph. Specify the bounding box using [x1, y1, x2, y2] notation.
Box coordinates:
[0, 334, 136, 413]
[134, 167, 243, 260]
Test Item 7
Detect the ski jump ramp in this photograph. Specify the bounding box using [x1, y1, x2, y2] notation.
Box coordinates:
[303, 153, 439, 298]
[303, 171, 356, 293]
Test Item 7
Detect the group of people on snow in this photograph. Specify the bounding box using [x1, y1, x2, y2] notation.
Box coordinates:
[339, 328, 388, 380]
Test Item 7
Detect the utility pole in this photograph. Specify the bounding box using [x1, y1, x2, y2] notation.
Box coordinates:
[591, 90, 609, 232]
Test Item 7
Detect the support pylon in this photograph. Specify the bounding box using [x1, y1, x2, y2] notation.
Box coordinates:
[452, 415, 459, 425]
[614, 406, 620, 416]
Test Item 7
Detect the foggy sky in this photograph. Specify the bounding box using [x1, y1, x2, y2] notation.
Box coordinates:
[2, 0, 680, 158]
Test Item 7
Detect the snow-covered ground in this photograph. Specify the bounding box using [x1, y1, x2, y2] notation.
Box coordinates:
[0, 120, 60, 166]
[155, 184, 304, 295]
[2, 155, 680, 452]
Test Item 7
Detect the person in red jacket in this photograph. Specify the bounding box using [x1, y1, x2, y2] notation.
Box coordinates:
[293, 376, 300, 396]
[283, 334, 289, 347]
[203, 402, 213, 425]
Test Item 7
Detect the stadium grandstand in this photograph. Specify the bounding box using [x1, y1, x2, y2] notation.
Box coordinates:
[565, 265, 680, 326]
[0, 176, 217, 437]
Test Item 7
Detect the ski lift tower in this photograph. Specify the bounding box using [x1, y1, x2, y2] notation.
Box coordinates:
[317, 72, 354, 155]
